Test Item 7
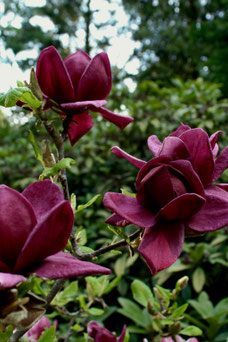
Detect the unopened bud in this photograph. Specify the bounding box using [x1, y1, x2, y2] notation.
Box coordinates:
[30, 67, 43, 101]
[41, 140, 56, 168]
[174, 276, 189, 296]
[147, 300, 157, 315]
[153, 287, 163, 301]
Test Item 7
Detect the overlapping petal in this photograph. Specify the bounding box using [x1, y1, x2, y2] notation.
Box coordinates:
[104, 193, 156, 228]
[187, 185, 228, 232]
[159, 136, 190, 160]
[111, 146, 146, 169]
[67, 111, 94, 146]
[30, 252, 111, 279]
[87, 321, 126, 342]
[93, 106, 134, 130]
[0, 272, 26, 289]
[77, 52, 112, 101]
[147, 135, 162, 156]
[138, 222, 185, 274]
[0, 185, 37, 268]
[212, 146, 228, 182]
[36, 46, 75, 103]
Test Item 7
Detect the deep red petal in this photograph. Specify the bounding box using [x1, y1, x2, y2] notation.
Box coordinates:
[106, 213, 130, 227]
[179, 128, 214, 186]
[212, 146, 228, 182]
[156, 193, 205, 221]
[169, 123, 191, 137]
[138, 222, 185, 274]
[77, 52, 112, 100]
[147, 135, 162, 156]
[36, 46, 75, 103]
[64, 50, 91, 95]
[92, 106, 134, 130]
[111, 146, 146, 169]
[14, 201, 74, 272]
[160, 136, 190, 160]
[22, 180, 64, 223]
[28, 252, 111, 279]
[209, 130, 222, 158]
[68, 111, 94, 146]
[103, 193, 156, 228]
[0, 272, 26, 289]
[0, 185, 37, 268]
[187, 185, 228, 231]
[118, 325, 127, 342]
[61, 99, 107, 111]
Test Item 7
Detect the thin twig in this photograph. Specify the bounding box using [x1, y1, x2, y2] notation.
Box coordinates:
[78, 229, 142, 260]
[63, 317, 76, 342]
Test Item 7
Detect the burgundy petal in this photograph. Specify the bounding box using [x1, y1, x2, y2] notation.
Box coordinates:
[210, 130, 222, 158]
[179, 128, 214, 186]
[147, 135, 162, 156]
[170, 160, 205, 197]
[187, 185, 228, 232]
[28, 252, 111, 279]
[22, 180, 64, 223]
[212, 146, 228, 182]
[104, 193, 156, 228]
[26, 316, 51, 340]
[67, 111, 94, 146]
[36, 46, 75, 103]
[137, 166, 175, 209]
[14, 201, 74, 272]
[77, 52, 112, 100]
[160, 136, 190, 160]
[156, 193, 205, 221]
[0, 261, 11, 273]
[0, 272, 26, 289]
[64, 50, 91, 95]
[169, 123, 191, 137]
[117, 325, 127, 342]
[61, 99, 107, 111]
[92, 106, 134, 130]
[0, 185, 37, 268]
[111, 146, 146, 169]
[138, 222, 185, 274]
[106, 213, 130, 227]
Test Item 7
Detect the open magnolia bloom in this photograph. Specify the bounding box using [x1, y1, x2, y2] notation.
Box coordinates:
[36, 46, 133, 145]
[87, 321, 126, 342]
[103, 124, 228, 274]
[0, 180, 111, 289]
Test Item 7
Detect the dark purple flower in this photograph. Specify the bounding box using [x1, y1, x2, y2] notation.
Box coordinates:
[25, 316, 56, 341]
[103, 124, 228, 274]
[0, 180, 111, 288]
[87, 321, 126, 342]
[36, 46, 133, 145]
[161, 337, 198, 342]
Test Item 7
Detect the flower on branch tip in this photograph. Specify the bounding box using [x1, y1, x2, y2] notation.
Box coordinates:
[103, 123, 228, 274]
[0, 180, 111, 289]
[25, 316, 57, 341]
[87, 321, 126, 342]
[36, 46, 133, 145]
[161, 336, 199, 342]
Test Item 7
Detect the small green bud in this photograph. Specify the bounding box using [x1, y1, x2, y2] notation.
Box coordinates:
[30, 67, 43, 101]
[168, 322, 181, 335]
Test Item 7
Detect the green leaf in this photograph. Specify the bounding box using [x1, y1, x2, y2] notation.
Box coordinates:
[28, 130, 43, 164]
[117, 298, 151, 328]
[131, 279, 154, 307]
[70, 193, 76, 211]
[37, 325, 56, 342]
[103, 275, 122, 295]
[0, 87, 41, 109]
[188, 292, 214, 319]
[76, 229, 87, 246]
[39, 158, 75, 179]
[75, 194, 101, 214]
[121, 188, 136, 197]
[192, 267, 206, 293]
[72, 323, 84, 332]
[0, 326, 14, 341]
[170, 303, 188, 319]
[180, 326, 203, 336]
[61, 280, 78, 299]
[106, 225, 130, 245]
[87, 307, 105, 316]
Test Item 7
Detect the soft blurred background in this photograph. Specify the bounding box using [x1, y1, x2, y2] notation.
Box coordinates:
[0, 1, 228, 341]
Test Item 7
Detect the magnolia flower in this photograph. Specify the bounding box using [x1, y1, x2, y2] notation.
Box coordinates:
[0, 180, 111, 289]
[36, 46, 133, 145]
[25, 316, 56, 341]
[161, 337, 198, 342]
[104, 124, 228, 274]
[87, 321, 126, 342]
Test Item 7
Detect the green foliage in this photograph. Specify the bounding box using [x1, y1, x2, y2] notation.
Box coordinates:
[0, 326, 13, 341]
[39, 157, 75, 180]
[37, 325, 56, 342]
[0, 87, 41, 109]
